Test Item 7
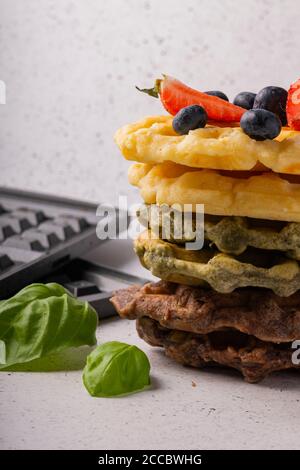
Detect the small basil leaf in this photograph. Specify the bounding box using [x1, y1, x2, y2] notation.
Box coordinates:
[0, 283, 98, 369]
[83, 341, 151, 397]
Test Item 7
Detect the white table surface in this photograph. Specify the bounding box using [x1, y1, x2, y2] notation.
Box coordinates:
[1, 239, 300, 450]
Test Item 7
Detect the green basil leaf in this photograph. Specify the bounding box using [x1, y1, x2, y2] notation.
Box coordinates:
[83, 341, 151, 397]
[0, 283, 98, 369]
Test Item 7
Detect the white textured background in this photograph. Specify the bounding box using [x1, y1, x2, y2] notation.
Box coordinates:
[1, 0, 300, 204]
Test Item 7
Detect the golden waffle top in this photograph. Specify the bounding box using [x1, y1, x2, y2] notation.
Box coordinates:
[115, 115, 300, 174]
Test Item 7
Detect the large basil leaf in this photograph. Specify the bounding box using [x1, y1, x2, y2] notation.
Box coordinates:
[0, 283, 98, 369]
[83, 341, 151, 397]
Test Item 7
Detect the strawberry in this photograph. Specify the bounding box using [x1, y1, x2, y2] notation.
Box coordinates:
[287, 79, 300, 130]
[137, 75, 246, 122]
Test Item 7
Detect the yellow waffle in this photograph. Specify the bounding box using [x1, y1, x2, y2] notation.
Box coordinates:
[115, 115, 300, 174]
[129, 162, 300, 222]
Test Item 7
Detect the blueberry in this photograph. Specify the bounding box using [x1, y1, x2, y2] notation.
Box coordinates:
[240, 109, 282, 141]
[172, 105, 207, 135]
[233, 92, 256, 110]
[205, 90, 229, 101]
[253, 86, 288, 125]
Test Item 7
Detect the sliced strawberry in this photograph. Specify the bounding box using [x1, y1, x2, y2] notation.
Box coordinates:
[287, 79, 300, 130]
[137, 75, 246, 122]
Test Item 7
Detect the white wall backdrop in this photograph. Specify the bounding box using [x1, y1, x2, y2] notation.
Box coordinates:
[0, 0, 299, 204]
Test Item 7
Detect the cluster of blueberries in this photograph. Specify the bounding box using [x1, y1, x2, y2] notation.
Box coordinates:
[172, 86, 288, 141]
